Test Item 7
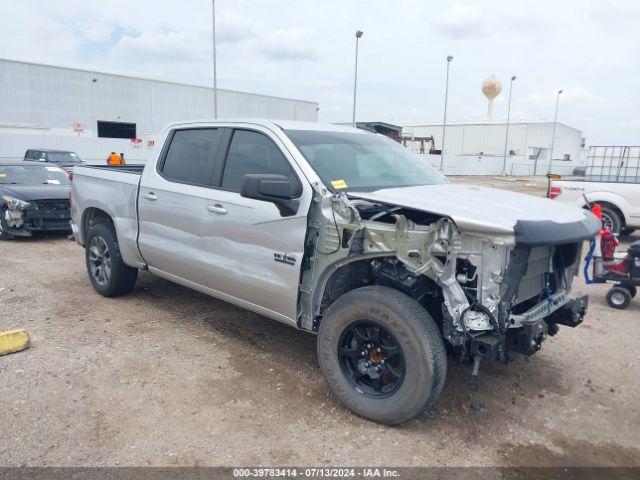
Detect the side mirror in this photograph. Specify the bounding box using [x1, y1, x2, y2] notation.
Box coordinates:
[240, 174, 301, 217]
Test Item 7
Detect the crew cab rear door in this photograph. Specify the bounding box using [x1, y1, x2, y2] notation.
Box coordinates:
[198, 125, 313, 325]
[137, 127, 226, 285]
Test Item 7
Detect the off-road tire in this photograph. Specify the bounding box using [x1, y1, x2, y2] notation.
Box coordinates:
[317, 286, 447, 425]
[606, 287, 631, 310]
[85, 222, 137, 297]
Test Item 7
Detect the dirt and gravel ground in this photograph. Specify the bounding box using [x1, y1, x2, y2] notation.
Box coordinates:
[1, 177, 639, 467]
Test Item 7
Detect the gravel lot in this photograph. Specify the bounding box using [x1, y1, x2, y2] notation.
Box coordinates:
[1, 177, 639, 467]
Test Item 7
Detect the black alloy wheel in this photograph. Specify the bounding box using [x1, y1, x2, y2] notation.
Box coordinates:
[338, 321, 405, 398]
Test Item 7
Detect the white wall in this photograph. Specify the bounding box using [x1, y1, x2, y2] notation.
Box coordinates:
[0, 58, 319, 137]
[0, 132, 153, 164]
[402, 121, 586, 172]
[423, 153, 582, 176]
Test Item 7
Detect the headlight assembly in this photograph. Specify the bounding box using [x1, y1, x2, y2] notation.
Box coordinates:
[1, 196, 31, 210]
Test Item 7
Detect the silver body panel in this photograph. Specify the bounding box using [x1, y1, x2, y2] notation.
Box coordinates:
[71, 119, 594, 333]
[350, 184, 589, 235]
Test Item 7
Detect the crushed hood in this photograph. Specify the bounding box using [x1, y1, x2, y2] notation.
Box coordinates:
[349, 184, 600, 242]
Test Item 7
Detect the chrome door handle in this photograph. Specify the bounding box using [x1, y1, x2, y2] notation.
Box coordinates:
[142, 192, 158, 201]
[207, 204, 228, 215]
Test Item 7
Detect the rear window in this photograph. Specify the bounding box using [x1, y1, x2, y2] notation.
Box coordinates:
[47, 152, 82, 163]
[161, 129, 223, 185]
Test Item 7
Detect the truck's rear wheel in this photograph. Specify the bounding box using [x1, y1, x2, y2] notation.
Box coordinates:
[601, 206, 622, 236]
[85, 223, 137, 297]
[317, 286, 447, 425]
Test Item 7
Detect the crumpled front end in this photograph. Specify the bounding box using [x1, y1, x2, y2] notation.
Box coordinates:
[1, 198, 71, 237]
[299, 188, 599, 382]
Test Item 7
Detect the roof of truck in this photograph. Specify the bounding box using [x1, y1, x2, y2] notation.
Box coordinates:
[25, 149, 76, 153]
[163, 119, 370, 134]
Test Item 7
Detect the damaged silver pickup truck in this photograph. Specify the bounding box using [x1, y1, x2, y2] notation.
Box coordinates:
[70, 120, 600, 425]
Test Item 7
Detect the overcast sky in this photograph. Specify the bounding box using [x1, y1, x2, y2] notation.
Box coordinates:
[1, 0, 638, 144]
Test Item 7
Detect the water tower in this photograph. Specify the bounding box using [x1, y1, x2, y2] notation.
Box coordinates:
[482, 75, 502, 121]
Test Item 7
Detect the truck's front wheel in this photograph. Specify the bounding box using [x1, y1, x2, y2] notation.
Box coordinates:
[317, 286, 447, 425]
[85, 223, 137, 297]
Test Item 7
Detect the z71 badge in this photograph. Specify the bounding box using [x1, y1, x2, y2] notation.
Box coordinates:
[274, 253, 296, 266]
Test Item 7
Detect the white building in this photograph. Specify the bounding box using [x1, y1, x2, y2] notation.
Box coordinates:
[0, 58, 319, 163]
[401, 121, 587, 176]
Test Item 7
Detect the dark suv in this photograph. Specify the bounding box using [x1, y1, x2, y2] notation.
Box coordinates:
[24, 149, 84, 170]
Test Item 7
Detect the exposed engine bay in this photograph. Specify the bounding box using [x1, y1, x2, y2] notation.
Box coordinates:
[298, 185, 590, 383]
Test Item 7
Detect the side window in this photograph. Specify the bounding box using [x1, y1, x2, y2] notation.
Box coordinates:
[161, 129, 222, 185]
[221, 130, 298, 192]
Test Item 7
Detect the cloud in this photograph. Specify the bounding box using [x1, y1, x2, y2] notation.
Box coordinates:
[521, 86, 604, 106]
[110, 30, 204, 63]
[560, 86, 604, 103]
[216, 13, 253, 43]
[258, 27, 319, 61]
[76, 18, 120, 43]
[0, 0, 639, 144]
[433, 5, 487, 39]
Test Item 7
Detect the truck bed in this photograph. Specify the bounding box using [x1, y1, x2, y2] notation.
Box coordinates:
[79, 164, 145, 175]
[71, 164, 144, 266]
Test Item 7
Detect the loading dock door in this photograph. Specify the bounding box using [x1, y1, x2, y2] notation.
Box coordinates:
[97, 121, 136, 139]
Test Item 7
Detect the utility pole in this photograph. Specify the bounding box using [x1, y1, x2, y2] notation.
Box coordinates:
[501, 75, 516, 176]
[547, 89, 563, 173]
[352, 30, 364, 127]
[212, 0, 218, 118]
[440, 55, 453, 171]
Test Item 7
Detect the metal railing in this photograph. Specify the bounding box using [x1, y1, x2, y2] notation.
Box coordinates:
[586, 146, 640, 183]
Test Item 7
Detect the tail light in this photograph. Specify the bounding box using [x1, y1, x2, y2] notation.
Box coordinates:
[549, 186, 562, 199]
[67, 170, 74, 182]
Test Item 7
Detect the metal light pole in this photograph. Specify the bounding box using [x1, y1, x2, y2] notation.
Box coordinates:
[352, 30, 364, 127]
[547, 89, 563, 174]
[212, 0, 218, 118]
[501, 75, 516, 176]
[440, 55, 453, 171]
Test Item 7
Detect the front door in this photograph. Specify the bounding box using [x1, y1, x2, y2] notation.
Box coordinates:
[198, 127, 312, 324]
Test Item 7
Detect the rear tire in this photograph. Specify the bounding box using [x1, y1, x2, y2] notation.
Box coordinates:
[606, 287, 631, 310]
[85, 222, 137, 297]
[317, 286, 447, 425]
[600, 206, 623, 236]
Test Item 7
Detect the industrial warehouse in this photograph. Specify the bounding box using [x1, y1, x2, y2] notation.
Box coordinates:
[1, 0, 639, 477]
[0, 58, 318, 163]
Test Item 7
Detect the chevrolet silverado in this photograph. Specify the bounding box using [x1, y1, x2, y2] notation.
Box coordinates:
[70, 120, 600, 424]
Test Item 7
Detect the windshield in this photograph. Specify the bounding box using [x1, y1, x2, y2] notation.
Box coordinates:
[0, 165, 70, 185]
[285, 130, 446, 192]
[47, 152, 82, 163]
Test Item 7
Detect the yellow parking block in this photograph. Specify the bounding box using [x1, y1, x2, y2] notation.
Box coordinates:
[0, 329, 30, 356]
